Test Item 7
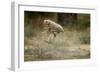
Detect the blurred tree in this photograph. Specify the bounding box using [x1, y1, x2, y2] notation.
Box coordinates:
[58, 13, 78, 28]
[77, 14, 90, 30]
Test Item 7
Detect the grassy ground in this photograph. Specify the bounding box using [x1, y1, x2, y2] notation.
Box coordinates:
[24, 28, 90, 61]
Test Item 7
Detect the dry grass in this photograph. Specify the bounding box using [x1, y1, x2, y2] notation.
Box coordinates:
[24, 28, 90, 61]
